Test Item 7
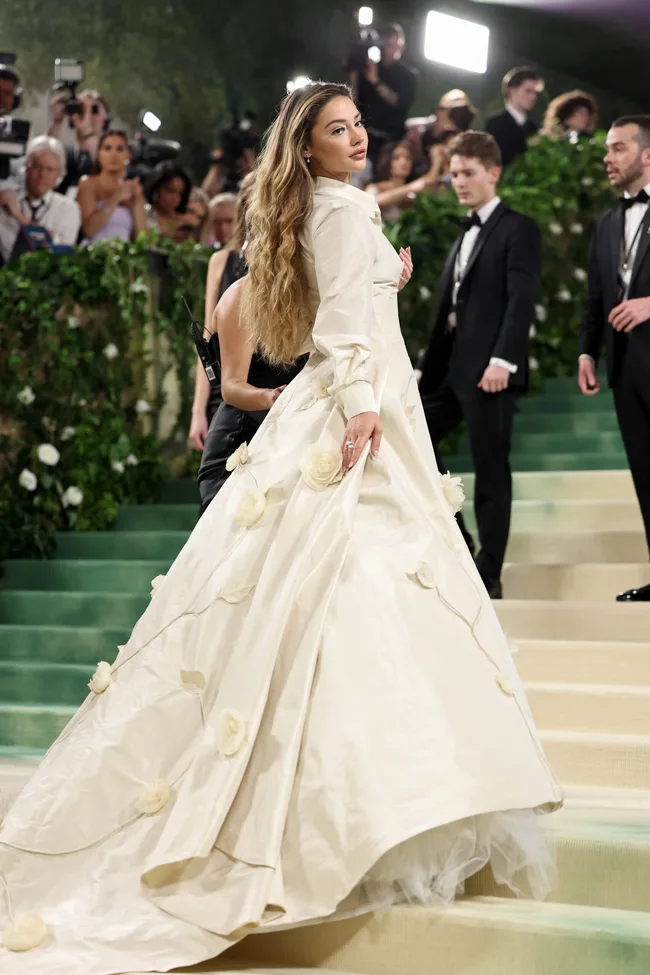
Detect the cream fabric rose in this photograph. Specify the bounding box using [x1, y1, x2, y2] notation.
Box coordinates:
[496, 674, 515, 696]
[217, 708, 247, 757]
[233, 487, 266, 528]
[18, 468, 37, 491]
[88, 661, 113, 694]
[136, 780, 173, 816]
[17, 385, 35, 405]
[37, 443, 60, 466]
[180, 670, 206, 692]
[61, 486, 83, 508]
[408, 562, 435, 589]
[150, 574, 165, 596]
[225, 442, 250, 472]
[300, 438, 343, 491]
[2, 913, 48, 952]
[441, 473, 465, 514]
[219, 579, 255, 603]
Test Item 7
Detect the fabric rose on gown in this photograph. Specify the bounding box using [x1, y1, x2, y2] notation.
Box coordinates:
[226, 442, 250, 472]
[233, 487, 266, 528]
[217, 709, 247, 757]
[2, 913, 48, 952]
[88, 661, 113, 694]
[441, 472, 465, 514]
[136, 780, 173, 816]
[300, 438, 343, 490]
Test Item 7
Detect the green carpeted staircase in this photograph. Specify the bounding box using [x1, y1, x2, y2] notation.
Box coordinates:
[3, 376, 650, 974]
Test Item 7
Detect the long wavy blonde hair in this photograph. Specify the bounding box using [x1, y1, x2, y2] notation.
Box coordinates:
[242, 82, 352, 365]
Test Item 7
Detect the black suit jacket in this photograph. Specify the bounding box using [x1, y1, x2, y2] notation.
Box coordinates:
[485, 111, 538, 168]
[419, 203, 542, 396]
[581, 202, 650, 386]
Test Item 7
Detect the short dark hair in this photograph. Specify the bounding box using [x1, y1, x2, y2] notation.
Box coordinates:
[374, 140, 413, 182]
[0, 65, 19, 87]
[145, 161, 192, 212]
[502, 66, 543, 100]
[448, 130, 502, 169]
[381, 22, 405, 45]
[612, 115, 650, 151]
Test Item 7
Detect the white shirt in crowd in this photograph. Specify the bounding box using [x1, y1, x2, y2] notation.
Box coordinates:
[455, 194, 518, 374]
[505, 103, 528, 128]
[0, 188, 81, 264]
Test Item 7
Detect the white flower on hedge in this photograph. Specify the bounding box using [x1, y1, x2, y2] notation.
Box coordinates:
[419, 285, 432, 301]
[61, 486, 83, 507]
[41, 417, 55, 434]
[17, 385, 35, 405]
[125, 453, 139, 466]
[67, 315, 80, 329]
[18, 468, 37, 492]
[556, 288, 572, 303]
[217, 708, 247, 757]
[131, 278, 150, 295]
[37, 443, 60, 467]
[225, 442, 250, 472]
[570, 222, 584, 235]
[573, 267, 588, 283]
[300, 438, 343, 491]
[581, 176, 594, 187]
[136, 779, 173, 816]
[88, 660, 112, 694]
[529, 357, 540, 370]
[529, 325, 537, 339]
[535, 305, 547, 323]
[441, 472, 465, 513]
[1, 913, 48, 952]
[233, 486, 267, 528]
[549, 222, 563, 236]
[112, 460, 125, 473]
[103, 342, 119, 360]
[61, 426, 76, 441]
[135, 399, 151, 414]
[150, 574, 165, 596]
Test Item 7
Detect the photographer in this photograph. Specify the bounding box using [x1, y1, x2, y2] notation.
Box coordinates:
[0, 62, 26, 190]
[0, 135, 80, 264]
[406, 89, 477, 170]
[353, 23, 417, 170]
[47, 88, 110, 194]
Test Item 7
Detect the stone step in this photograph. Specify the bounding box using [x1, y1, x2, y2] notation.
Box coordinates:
[227, 898, 650, 975]
[495, 599, 650, 642]
[517, 391, 615, 413]
[513, 411, 620, 434]
[0, 703, 73, 750]
[448, 452, 628, 473]
[505, 530, 646, 564]
[0, 590, 148, 628]
[2, 559, 171, 593]
[54, 530, 189, 560]
[461, 469, 636, 502]
[0, 661, 92, 706]
[541, 730, 650, 790]
[515, 639, 650, 686]
[525, 681, 650, 736]
[115, 504, 198, 532]
[160, 478, 199, 504]
[462, 431, 625, 455]
[503, 563, 648, 601]
[466, 499, 643, 534]
[0, 625, 130, 664]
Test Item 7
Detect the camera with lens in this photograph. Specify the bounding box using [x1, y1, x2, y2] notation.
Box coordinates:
[218, 114, 259, 192]
[128, 110, 181, 181]
[52, 58, 86, 123]
[343, 14, 382, 73]
[0, 53, 30, 181]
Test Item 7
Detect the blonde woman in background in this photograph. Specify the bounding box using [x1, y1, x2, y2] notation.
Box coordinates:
[206, 191, 237, 249]
[542, 89, 598, 140]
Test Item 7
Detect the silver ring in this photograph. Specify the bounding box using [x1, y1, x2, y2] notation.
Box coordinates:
[345, 440, 355, 449]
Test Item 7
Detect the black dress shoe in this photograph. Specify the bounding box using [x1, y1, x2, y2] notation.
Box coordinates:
[616, 582, 650, 602]
[484, 579, 503, 600]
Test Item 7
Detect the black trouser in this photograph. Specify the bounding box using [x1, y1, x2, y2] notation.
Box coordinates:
[422, 382, 517, 584]
[613, 347, 650, 558]
[197, 402, 267, 516]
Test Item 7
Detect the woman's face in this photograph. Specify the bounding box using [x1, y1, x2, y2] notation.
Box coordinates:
[306, 96, 368, 180]
[98, 136, 129, 174]
[211, 202, 236, 247]
[186, 199, 208, 225]
[157, 176, 186, 215]
[565, 106, 593, 134]
[391, 145, 413, 181]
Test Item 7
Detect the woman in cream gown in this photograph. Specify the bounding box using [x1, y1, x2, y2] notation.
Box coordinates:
[0, 83, 562, 975]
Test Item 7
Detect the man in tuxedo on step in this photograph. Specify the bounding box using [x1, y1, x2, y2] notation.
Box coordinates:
[486, 66, 543, 168]
[420, 130, 541, 599]
[579, 115, 650, 602]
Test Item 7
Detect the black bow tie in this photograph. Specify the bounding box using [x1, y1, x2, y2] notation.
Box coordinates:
[459, 212, 482, 231]
[621, 189, 650, 210]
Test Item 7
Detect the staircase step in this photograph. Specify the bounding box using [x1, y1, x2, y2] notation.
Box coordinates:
[515, 639, 650, 686]
[2, 559, 171, 593]
[0, 703, 74, 750]
[495, 599, 650, 642]
[460, 469, 636, 502]
[115, 504, 198, 532]
[54, 531, 189, 560]
[461, 432, 625, 455]
[505, 530, 646, 564]
[0, 590, 148, 627]
[227, 898, 650, 975]
[159, 478, 199, 504]
[466, 499, 642, 534]
[525, 681, 650, 736]
[541, 730, 650, 790]
[518, 392, 615, 412]
[503, 562, 648, 600]
[0, 625, 129, 664]
[0, 661, 90, 706]
[513, 411, 620, 434]
[448, 452, 628, 472]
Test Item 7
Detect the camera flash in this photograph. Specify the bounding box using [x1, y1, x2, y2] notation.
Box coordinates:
[368, 46, 382, 64]
[287, 76, 312, 94]
[142, 111, 162, 132]
[358, 6, 373, 26]
[424, 12, 489, 74]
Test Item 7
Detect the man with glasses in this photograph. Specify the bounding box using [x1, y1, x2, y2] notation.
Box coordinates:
[0, 135, 81, 264]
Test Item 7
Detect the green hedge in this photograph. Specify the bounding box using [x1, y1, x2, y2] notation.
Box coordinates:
[0, 235, 208, 562]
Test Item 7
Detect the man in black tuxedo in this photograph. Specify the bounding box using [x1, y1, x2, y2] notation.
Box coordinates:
[486, 66, 543, 168]
[579, 115, 650, 602]
[420, 130, 541, 598]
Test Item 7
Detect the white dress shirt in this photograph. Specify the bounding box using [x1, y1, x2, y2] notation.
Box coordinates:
[506, 103, 528, 128]
[454, 195, 518, 374]
[0, 188, 81, 263]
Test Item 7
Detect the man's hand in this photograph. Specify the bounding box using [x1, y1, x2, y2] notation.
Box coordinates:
[609, 297, 650, 333]
[364, 60, 379, 84]
[578, 356, 601, 396]
[478, 364, 510, 393]
[49, 94, 67, 125]
[0, 190, 24, 223]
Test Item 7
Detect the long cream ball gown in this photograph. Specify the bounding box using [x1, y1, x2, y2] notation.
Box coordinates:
[0, 176, 562, 974]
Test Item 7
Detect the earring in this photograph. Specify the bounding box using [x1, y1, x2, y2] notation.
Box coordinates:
[304, 154, 311, 165]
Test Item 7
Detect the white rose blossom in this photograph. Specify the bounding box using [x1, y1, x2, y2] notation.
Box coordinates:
[125, 453, 139, 466]
[150, 574, 165, 596]
[549, 222, 563, 236]
[573, 267, 588, 283]
[217, 708, 247, 757]
[60, 426, 76, 441]
[37, 443, 60, 466]
[581, 176, 593, 187]
[18, 468, 37, 491]
[529, 325, 537, 339]
[1, 913, 48, 952]
[61, 486, 83, 507]
[441, 472, 465, 514]
[225, 442, 250, 472]
[419, 285, 432, 301]
[135, 399, 152, 414]
[131, 279, 150, 295]
[300, 438, 343, 491]
[103, 343, 119, 360]
[529, 357, 540, 370]
[67, 315, 80, 329]
[112, 460, 125, 473]
[233, 486, 267, 528]
[88, 660, 113, 694]
[570, 222, 584, 235]
[556, 288, 572, 303]
[136, 779, 173, 816]
[535, 305, 547, 323]
[17, 385, 35, 405]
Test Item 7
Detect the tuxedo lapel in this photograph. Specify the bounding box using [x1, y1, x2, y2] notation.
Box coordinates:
[461, 202, 507, 284]
[438, 235, 463, 304]
[629, 206, 650, 290]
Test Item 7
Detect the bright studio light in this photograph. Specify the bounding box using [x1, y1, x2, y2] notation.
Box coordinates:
[424, 11, 489, 74]
[368, 46, 382, 63]
[142, 110, 162, 132]
[358, 7, 374, 27]
[287, 75, 312, 94]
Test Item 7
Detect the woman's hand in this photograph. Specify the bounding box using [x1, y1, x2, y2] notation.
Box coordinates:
[262, 385, 287, 410]
[341, 411, 383, 473]
[189, 408, 209, 450]
[398, 246, 413, 291]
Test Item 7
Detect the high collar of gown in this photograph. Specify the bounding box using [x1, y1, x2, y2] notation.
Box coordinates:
[314, 175, 381, 222]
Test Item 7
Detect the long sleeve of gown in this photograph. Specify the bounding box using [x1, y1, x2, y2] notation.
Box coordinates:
[310, 202, 378, 419]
